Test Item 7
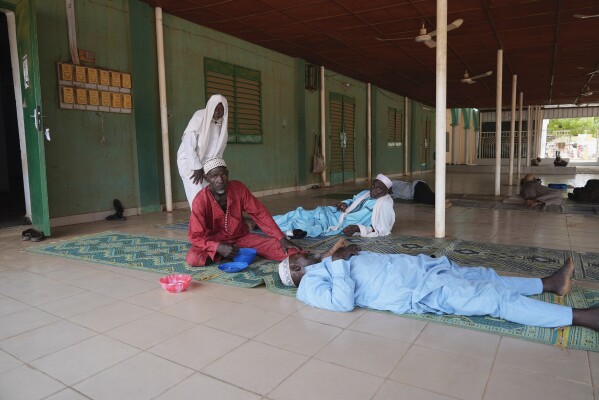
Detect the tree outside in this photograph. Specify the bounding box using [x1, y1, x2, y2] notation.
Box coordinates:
[545, 117, 599, 162]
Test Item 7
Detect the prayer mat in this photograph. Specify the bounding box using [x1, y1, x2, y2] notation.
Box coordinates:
[25, 232, 599, 351]
[25, 231, 338, 289]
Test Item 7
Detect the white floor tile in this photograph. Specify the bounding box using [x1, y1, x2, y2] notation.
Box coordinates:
[204, 304, 285, 338]
[68, 301, 153, 332]
[202, 341, 308, 395]
[0, 307, 59, 340]
[155, 372, 262, 400]
[31, 335, 140, 386]
[73, 352, 193, 400]
[0, 364, 65, 400]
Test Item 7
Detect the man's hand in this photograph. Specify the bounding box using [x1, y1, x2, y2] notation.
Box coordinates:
[336, 202, 348, 212]
[190, 168, 205, 184]
[216, 242, 239, 258]
[279, 237, 302, 253]
[342, 225, 360, 236]
[332, 244, 361, 261]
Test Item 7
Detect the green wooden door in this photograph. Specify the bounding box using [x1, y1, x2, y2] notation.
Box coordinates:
[329, 93, 355, 185]
[16, 0, 50, 235]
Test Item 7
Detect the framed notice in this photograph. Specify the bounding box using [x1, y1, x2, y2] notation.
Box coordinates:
[59, 63, 73, 82]
[76, 88, 87, 105]
[74, 65, 86, 84]
[100, 91, 111, 107]
[121, 73, 131, 89]
[87, 68, 98, 85]
[61, 86, 74, 104]
[99, 69, 110, 86]
[110, 71, 121, 88]
[88, 90, 99, 106]
[111, 92, 122, 108]
[122, 94, 132, 109]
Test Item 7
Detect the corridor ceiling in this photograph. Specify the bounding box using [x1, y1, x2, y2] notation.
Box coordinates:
[141, 0, 599, 109]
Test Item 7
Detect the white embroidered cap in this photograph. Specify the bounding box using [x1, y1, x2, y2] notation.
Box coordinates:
[203, 158, 227, 174]
[278, 257, 295, 287]
[375, 173, 393, 189]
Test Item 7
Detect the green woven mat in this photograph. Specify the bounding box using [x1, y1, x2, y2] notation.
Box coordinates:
[25, 231, 599, 351]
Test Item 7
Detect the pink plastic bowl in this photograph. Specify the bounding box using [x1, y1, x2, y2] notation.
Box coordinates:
[159, 274, 192, 293]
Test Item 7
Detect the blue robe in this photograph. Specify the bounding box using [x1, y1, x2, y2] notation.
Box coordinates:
[296, 252, 572, 328]
[273, 190, 376, 237]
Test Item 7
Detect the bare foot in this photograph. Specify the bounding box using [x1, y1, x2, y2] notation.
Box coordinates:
[322, 238, 347, 258]
[572, 306, 599, 332]
[542, 257, 574, 296]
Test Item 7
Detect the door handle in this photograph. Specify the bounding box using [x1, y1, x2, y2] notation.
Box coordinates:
[29, 106, 42, 131]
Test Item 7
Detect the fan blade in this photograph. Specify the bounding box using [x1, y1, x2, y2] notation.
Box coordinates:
[428, 18, 463, 37]
[586, 70, 599, 75]
[574, 14, 599, 19]
[469, 71, 493, 80]
[424, 39, 436, 48]
[376, 36, 414, 41]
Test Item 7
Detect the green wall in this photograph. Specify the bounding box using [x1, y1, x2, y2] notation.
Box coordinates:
[410, 101, 436, 172]
[35, 0, 138, 217]
[373, 88, 405, 176]
[14, 0, 437, 220]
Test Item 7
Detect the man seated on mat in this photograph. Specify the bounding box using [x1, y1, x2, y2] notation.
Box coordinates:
[272, 174, 395, 239]
[389, 179, 452, 208]
[520, 174, 563, 208]
[278, 239, 599, 332]
[186, 157, 301, 267]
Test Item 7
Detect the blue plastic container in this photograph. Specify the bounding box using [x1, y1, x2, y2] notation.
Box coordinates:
[233, 248, 257, 264]
[548, 183, 568, 190]
[219, 262, 249, 273]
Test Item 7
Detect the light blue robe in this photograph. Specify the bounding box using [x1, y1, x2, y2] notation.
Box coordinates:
[273, 190, 376, 237]
[296, 252, 572, 328]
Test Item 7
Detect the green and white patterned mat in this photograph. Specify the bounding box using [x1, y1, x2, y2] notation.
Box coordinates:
[26, 231, 599, 351]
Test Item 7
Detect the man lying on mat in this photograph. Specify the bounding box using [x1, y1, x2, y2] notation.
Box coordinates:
[272, 174, 395, 239]
[278, 239, 599, 332]
[186, 157, 301, 267]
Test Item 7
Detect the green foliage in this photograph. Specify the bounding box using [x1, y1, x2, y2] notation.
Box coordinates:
[547, 117, 599, 136]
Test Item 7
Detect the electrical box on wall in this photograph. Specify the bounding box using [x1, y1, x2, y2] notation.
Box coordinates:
[305, 64, 319, 91]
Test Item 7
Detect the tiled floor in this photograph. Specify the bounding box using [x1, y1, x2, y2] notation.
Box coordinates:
[1, 171, 599, 400]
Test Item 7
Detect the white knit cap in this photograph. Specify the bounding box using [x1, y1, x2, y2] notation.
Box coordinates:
[278, 257, 295, 287]
[203, 158, 227, 174]
[375, 173, 393, 189]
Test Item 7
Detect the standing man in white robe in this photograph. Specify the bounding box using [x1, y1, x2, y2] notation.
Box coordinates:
[177, 94, 229, 207]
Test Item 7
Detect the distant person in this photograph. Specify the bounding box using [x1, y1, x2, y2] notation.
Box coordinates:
[273, 174, 395, 238]
[177, 94, 229, 208]
[520, 174, 563, 207]
[531, 157, 542, 166]
[390, 179, 451, 208]
[568, 179, 599, 203]
[554, 151, 568, 167]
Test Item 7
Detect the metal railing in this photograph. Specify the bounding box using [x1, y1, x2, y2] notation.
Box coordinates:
[478, 131, 533, 159]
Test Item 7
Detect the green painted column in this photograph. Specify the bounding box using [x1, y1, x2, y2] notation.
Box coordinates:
[128, 0, 161, 213]
[295, 58, 307, 186]
[371, 85, 378, 175]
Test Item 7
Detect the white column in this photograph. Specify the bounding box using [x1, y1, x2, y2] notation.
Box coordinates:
[527, 106, 532, 165]
[367, 83, 372, 182]
[155, 7, 173, 211]
[434, 0, 447, 238]
[404, 97, 409, 174]
[464, 109, 470, 164]
[508, 75, 517, 186]
[517, 92, 523, 181]
[495, 49, 503, 195]
[320, 66, 327, 186]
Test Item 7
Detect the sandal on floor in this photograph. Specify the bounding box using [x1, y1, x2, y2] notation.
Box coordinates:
[21, 228, 35, 241]
[30, 230, 45, 242]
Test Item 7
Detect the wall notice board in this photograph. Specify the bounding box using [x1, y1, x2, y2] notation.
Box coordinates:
[57, 62, 132, 114]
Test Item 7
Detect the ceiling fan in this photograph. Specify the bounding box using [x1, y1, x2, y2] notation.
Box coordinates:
[461, 70, 493, 84]
[587, 69, 599, 76]
[582, 88, 594, 96]
[375, 18, 463, 48]
[574, 14, 599, 19]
